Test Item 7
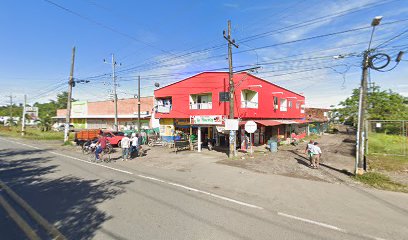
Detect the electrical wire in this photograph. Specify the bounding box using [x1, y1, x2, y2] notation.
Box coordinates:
[237, 0, 397, 43]
[374, 28, 408, 49]
[75, 9, 407, 81]
[43, 0, 175, 55]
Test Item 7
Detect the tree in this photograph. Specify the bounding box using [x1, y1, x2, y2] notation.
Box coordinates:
[37, 115, 52, 131]
[33, 91, 76, 119]
[337, 86, 408, 125]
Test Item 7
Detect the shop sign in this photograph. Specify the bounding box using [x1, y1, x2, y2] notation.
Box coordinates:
[225, 119, 239, 130]
[175, 119, 190, 125]
[190, 115, 224, 125]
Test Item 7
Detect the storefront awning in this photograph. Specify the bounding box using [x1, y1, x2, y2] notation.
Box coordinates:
[293, 119, 311, 124]
[254, 120, 282, 126]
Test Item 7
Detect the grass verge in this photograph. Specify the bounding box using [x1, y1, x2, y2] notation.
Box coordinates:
[0, 126, 74, 141]
[368, 154, 408, 172]
[354, 172, 408, 193]
[368, 132, 407, 155]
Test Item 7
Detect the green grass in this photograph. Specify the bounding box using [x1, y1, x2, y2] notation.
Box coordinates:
[368, 154, 408, 172]
[368, 132, 407, 156]
[367, 132, 408, 172]
[0, 126, 74, 141]
[354, 172, 408, 193]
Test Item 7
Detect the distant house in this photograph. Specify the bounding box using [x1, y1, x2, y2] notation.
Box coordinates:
[54, 97, 154, 130]
[304, 107, 332, 134]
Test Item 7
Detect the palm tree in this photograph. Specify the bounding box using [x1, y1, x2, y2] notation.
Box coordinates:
[37, 116, 52, 131]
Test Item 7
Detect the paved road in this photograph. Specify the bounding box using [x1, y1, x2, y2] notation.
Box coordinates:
[0, 137, 407, 240]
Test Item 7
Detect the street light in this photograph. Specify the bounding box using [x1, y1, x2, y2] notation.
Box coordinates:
[371, 16, 382, 26]
[368, 16, 382, 49]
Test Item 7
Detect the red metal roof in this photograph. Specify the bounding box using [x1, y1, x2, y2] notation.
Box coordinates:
[254, 120, 282, 126]
[293, 119, 311, 124]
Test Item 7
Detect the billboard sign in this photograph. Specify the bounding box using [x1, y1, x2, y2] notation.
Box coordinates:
[25, 107, 39, 120]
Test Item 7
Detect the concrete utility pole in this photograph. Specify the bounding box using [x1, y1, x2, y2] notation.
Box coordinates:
[21, 95, 26, 136]
[137, 75, 141, 132]
[224, 20, 239, 158]
[64, 47, 76, 143]
[111, 54, 119, 131]
[6, 95, 16, 127]
[355, 16, 382, 175]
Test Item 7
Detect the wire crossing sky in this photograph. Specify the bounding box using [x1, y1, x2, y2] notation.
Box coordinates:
[1, 0, 407, 107]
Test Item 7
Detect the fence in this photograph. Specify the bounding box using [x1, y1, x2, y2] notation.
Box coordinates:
[367, 120, 408, 156]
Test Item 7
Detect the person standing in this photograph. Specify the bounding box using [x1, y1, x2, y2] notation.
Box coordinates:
[121, 134, 131, 161]
[131, 133, 139, 158]
[305, 140, 314, 167]
[311, 142, 322, 169]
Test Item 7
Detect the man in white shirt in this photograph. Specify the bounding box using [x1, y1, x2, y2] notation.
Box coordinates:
[131, 133, 139, 158]
[311, 142, 322, 169]
[121, 134, 131, 161]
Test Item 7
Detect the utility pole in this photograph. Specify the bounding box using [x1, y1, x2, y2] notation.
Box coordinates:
[224, 20, 239, 158]
[6, 95, 15, 127]
[137, 75, 141, 132]
[356, 16, 382, 175]
[356, 50, 369, 175]
[21, 95, 26, 136]
[64, 47, 76, 143]
[107, 54, 119, 131]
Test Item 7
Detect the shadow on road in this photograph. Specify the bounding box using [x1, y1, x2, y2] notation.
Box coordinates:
[0, 148, 133, 239]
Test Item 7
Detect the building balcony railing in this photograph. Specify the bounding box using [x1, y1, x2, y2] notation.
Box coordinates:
[241, 101, 258, 108]
[190, 102, 212, 110]
[157, 105, 171, 113]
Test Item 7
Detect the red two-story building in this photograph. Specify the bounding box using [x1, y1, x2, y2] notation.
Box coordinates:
[153, 72, 306, 147]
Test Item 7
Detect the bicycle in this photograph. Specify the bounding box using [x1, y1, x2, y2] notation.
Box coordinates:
[88, 147, 111, 163]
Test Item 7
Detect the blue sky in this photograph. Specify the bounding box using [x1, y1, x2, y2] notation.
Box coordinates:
[1, 0, 407, 108]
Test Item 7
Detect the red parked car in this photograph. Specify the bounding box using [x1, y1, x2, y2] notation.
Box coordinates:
[103, 131, 125, 147]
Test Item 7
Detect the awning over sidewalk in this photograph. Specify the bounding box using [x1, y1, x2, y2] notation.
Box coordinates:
[293, 119, 311, 124]
[254, 120, 282, 126]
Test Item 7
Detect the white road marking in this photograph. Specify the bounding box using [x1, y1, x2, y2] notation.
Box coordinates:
[137, 174, 263, 209]
[277, 212, 387, 240]
[278, 212, 346, 232]
[0, 138, 262, 210]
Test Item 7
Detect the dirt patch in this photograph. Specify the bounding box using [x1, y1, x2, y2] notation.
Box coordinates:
[217, 129, 359, 183]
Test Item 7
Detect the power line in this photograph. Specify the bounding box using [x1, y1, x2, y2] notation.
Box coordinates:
[237, 0, 397, 43]
[43, 0, 174, 55]
[74, 3, 404, 80]
[374, 28, 408, 49]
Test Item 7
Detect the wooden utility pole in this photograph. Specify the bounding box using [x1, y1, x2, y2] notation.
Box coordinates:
[21, 95, 26, 136]
[137, 75, 141, 132]
[224, 20, 239, 158]
[64, 47, 76, 143]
